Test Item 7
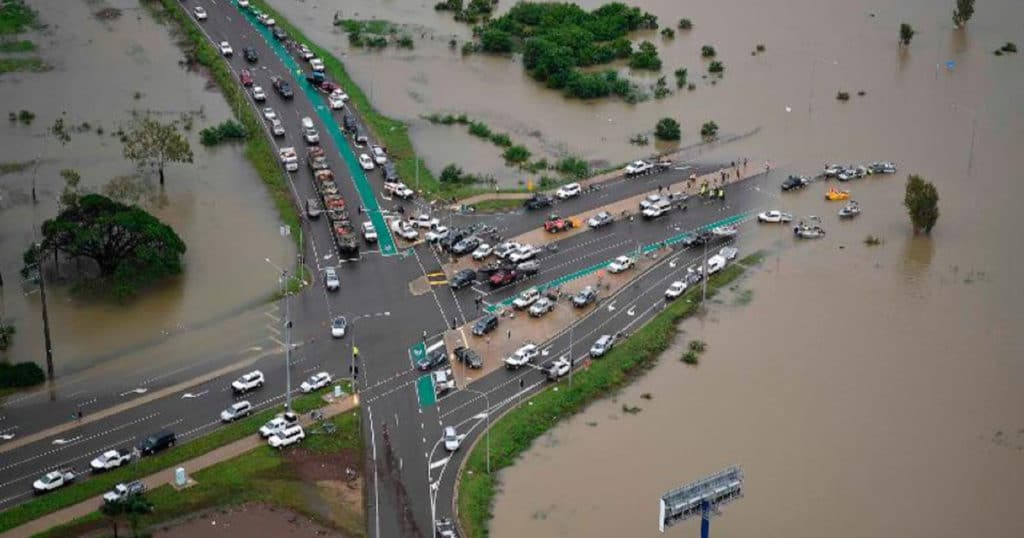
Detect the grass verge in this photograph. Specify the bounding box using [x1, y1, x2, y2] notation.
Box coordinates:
[0, 385, 349, 534]
[0, 38, 33, 52]
[151, 0, 301, 250]
[456, 253, 761, 538]
[468, 198, 525, 214]
[0, 56, 47, 74]
[34, 410, 364, 538]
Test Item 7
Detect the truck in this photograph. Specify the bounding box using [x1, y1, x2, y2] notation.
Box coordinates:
[90, 449, 132, 472]
[307, 146, 328, 171]
[102, 481, 147, 504]
[544, 214, 576, 233]
[512, 288, 541, 309]
[33, 469, 76, 494]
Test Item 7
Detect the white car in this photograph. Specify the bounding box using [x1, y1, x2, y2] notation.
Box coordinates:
[259, 412, 298, 438]
[706, 254, 727, 275]
[528, 297, 555, 317]
[432, 368, 456, 395]
[412, 214, 440, 229]
[238, 0, 250, 7]
[252, 86, 267, 102]
[665, 280, 687, 300]
[639, 194, 664, 210]
[279, 147, 298, 171]
[328, 91, 346, 110]
[358, 153, 375, 171]
[508, 245, 539, 264]
[426, 226, 449, 243]
[588, 211, 614, 228]
[90, 449, 132, 472]
[393, 222, 419, 240]
[298, 44, 315, 60]
[443, 426, 461, 452]
[300, 372, 332, 393]
[512, 288, 540, 309]
[310, 58, 325, 72]
[362, 221, 378, 242]
[193, 6, 208, 20]
[719, 246, 739, 261]
[589, 334, 616, 357]
[493, 241, 522, 259]
[471, 243, 493, 260]
[232, 370, 265, 393]
[262, 107, 277, 121]
[625, 160, 653, 176]
[758, 210, 794, 223]
[324, 266, 340, 291]
[268, 424, 305, 449]
[220, 401, 252, 422]
[542, 357, 571, 380]
[34, 470, 75, 494]
[505, 343, 539, 369]
[331, 316, 347, 338]
[556, 182, 582, 199]
[219, 41, 233, 57]
[384, 181, 414, 200]
[371, 145, 387, 165]
[270, 118, 285, 137]
[608, 256, 635, 274]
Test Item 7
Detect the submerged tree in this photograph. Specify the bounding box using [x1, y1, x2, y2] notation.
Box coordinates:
[899, 23, 915, 47]
[122, 116, 193, 185]
[904, 174, 940, 233]
[953, 0, 975, 28]
[34, 194, 186, 299]
[654, 117, 681, 141]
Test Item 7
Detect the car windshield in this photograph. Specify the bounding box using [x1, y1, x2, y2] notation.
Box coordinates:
[333, 317, 346, 329]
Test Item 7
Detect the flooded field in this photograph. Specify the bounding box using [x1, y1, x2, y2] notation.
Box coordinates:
[0, 0, 292, 375]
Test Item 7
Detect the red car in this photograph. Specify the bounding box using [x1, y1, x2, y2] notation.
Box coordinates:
[489, 270, 518, 288]
[318, 81, 341, 94]
[239, 69, 254, 87]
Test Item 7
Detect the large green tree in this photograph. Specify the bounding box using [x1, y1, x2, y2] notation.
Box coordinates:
[654, 117, 681, 141]
[37, 193, 186, 298]
[953, 0, 974, 28]
[122, 116, 193, 185]
[904, 174, 940, 233]
[899, 23, 915, 47]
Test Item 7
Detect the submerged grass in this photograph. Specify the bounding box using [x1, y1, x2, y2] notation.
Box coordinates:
[0, 56, 47, 74]
[0, 387, 342, 533]
[0, 38, 34, 52]
[456, 254, 760, 537]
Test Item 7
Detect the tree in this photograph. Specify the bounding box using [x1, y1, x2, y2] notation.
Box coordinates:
[904, 174, 940, 233]
[124, 494, 154, 537]
[480, 28, 513, 53]
[700, 121, 719, 140]
[953, 0, 974, 28]
[58, 168, 82, 209]
[36, 194, 186, 299]
[100, 498, 126, 538]
[440, 164, 465, 183]
[122, 116, 193, 185]
[899, 23, 915, 47]
[654, 118, 681, 141]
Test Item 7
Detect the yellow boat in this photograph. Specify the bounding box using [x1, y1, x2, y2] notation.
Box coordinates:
[825, 187, 851, 201]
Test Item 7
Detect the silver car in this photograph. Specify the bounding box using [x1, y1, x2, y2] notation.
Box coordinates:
[589, 334, 616, 358]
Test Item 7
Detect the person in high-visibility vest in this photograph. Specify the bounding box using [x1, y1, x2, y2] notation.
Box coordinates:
[353, 346, 360, 359]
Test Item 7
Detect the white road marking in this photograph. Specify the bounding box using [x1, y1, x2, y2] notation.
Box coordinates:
[429, 457, 450, 470]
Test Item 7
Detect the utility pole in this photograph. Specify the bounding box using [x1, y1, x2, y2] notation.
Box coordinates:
[267, 258, 294, 410]
[700, 238, 709, 307]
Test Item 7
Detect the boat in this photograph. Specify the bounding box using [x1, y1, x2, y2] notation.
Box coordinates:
[793, 217, 826, 239]
[838, 200, 861, 218]
[711, 224, 739, 237]
[825, 187, 851, 201]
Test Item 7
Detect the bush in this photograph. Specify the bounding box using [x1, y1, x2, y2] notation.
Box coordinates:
[681, 350, 699, 364]
[674, 68, 687, 88]
[17, 109, 34, 124]
[0, 361, 45, 388]
[199, 119, 247, 146]
[756, 43, 766, 52]
[489, 133, 512, 147]
[555, 156, 589, 179]
[480, 27, 513, 53]
[701, 45, 716, 58]
[688, 340, 706, 353]
[440, 163, 466, 183]
[468, 121, 492, 138]
[836, 91, 850, 101]
[397, 35, 415, 49]
[654, 117, 681, 141]
[700, 121, 719, 139]
[1001, 42, 1017, 53]
[502, 145, 531, 164]
[678, 18, 692, 30]
[708, 60, 724, 74]
[629, 133, 649, 145]
[629, 40, 661, 70]
[661, 28, 674, 39]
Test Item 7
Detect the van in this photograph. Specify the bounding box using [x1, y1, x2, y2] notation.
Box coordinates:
[301, 117, 319, 144]
[706, 254, 726, 275]
[139, 430, 176, 456]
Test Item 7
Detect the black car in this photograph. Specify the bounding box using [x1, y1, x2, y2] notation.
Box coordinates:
[243, 47, 258, 63]
[681, 231, 714, 248]
[441, 230, 468, 253]
[342, 112, 358, 133]
[524, 194, 553, 210]
[272, 27, 288, 41]
[781, 175, 808, 191]
[381, 161, 399, 183]
[472, 314, 498, 336]
[451, 236, 481, 256]
[416, 348, 449, 371]
[449, 269, 477, 290]
[572, 286, 598, 308]
[271, 77, 294, 99]
[453, 346, 483, 369]
[139, 430, 176, 456]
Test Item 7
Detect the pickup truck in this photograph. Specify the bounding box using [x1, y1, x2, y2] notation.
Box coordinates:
[271, 76, 294, 99]
[505, 343, 539, 370]
[384, 181, 414, 199]
[625, 160, 653, 177]
[103, 481, 146, 504]
[90, 449, 132, 472]
[432, 368, 456, 395]
[33, 470, 76, 494]
[512, 288, 540, 309]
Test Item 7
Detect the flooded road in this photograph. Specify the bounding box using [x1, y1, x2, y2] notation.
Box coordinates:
[0, 0, 292, 377]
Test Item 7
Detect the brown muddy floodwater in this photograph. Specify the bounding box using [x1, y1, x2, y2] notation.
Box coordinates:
[0, 0, 291, 377]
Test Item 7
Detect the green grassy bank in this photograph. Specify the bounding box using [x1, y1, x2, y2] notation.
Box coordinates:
[456, 253, 761, 537]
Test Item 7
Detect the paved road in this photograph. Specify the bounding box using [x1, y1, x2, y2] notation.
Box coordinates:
[0, 1, 786, 535]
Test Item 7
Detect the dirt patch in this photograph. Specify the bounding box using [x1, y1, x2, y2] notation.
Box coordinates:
[284, 447, 361, 482]
[284, 447, 365, 533]
[154, 502, 342, 537]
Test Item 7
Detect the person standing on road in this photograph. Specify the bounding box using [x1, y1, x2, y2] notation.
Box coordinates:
[507, 329, 512, 340]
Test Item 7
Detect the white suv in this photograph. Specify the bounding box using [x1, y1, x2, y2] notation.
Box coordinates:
[268, 424, 305, 449]
[505, 343, 539, 369]
[231, 370, 265, 394]
[324, 266, 340, 291]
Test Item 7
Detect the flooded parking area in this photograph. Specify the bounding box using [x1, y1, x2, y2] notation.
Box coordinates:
[0, 0, 292, 377]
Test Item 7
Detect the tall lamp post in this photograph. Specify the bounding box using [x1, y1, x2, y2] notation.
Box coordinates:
[462, 385, 491, 475]
[265, 257, 303, 411]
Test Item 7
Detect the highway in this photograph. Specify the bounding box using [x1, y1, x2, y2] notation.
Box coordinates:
[0, 1, 783, 535]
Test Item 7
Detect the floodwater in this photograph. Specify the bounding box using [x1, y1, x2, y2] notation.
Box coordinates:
[0, 0, 292, 377]
[473, 0, 1024, 536]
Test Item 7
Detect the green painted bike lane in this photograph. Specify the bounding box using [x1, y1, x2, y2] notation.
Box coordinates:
[486, 211, 752, 312]
[234, 2, 397, 256]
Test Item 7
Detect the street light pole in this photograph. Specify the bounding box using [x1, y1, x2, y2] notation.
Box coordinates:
[267, 258, 294, 411]
[463, 386, 491, 475]
[700, 238, 709, 307]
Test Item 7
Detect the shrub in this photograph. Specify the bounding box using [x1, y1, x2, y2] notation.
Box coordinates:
[864, 234, 883, 246]
[468, 121, 491, 138]
[440, 163, 467, 183]
[502, 145, 531, 164]
[489, 133, 512, 147]
[701, 45, 716, 58]
[629, 133, 649, 145]
[700, 121, 719, 139]
[1001, 42, 1017, 53]
[555, 156, 589, 179]
[708, 60, 724, 74]
[678, 18, 693, 30]
[199, 119, 247, 146]
[836, 91, 850, 101]
[674, 68, 687, 88]
[756, 43, 766, 52]
[681, 350, 699, 364]
[397, 35, 414, 49]
[480, 27, 513, 53]
[661, 28, 674, 39]
[688, 340, 706, 353]
[0, 361, 45, 388]
[17, 109, 34, 124]
[629, 40, 661, 70]
[654, 117, 680, 141]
